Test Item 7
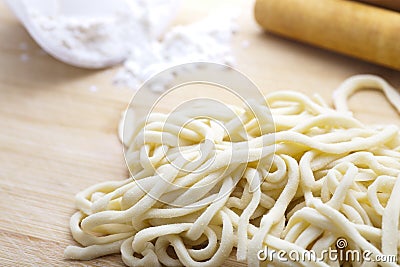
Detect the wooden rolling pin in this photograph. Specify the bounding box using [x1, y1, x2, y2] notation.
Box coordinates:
[254, 0, 400, 70]
[357, 0, 400, 12]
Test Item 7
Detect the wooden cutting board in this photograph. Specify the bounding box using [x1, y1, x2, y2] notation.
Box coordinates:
[0, 0, 399, 266]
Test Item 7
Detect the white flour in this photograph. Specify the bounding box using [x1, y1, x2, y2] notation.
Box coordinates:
[29, 0, 236, 91]
[114, 14, 237, 90]
[30, 8, 147, 64]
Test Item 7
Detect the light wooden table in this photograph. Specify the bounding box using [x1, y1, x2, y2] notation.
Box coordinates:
[0, 0, 399, 266]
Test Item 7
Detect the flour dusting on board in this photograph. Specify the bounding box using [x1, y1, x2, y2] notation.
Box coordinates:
[113, 14, 237, 90]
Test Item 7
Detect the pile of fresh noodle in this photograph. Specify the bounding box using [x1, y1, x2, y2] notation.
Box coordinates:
[65, 75, 400, 267]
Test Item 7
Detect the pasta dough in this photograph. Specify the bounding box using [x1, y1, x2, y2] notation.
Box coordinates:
[65, 75, 400, 266]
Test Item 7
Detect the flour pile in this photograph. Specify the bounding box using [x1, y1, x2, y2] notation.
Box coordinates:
[29, 0, 236, 90]
[31, 12, 139, 65]
[114, 14, 237, 90]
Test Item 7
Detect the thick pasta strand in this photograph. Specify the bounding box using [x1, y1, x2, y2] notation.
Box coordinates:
[65, 75, 400, 266]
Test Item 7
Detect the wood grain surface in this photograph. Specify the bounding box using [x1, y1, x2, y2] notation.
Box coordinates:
[0, 0, 399, 266]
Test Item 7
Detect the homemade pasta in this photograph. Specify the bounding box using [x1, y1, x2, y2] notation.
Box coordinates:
[65, 75, 400, 266]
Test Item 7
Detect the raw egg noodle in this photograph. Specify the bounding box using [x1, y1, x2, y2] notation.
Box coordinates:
[65, 75, 400, 267]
